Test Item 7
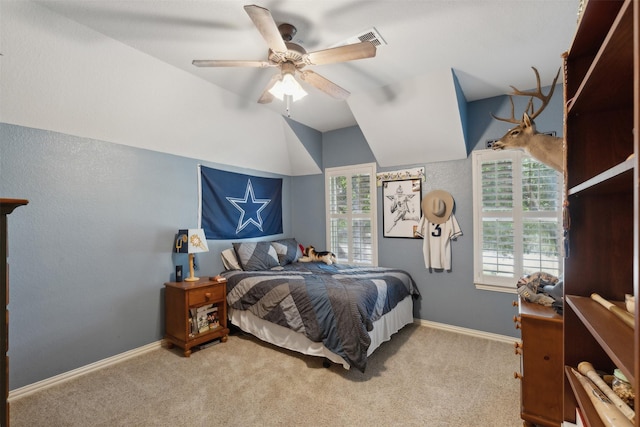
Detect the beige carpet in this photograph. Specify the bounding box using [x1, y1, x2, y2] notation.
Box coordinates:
[10, 324, 522, 426]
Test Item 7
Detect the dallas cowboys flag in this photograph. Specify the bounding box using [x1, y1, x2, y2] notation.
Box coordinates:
[199, 166, 283, 239]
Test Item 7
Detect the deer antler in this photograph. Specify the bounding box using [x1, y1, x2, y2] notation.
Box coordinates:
[491, 96, 521, 124]
[491, 66, 561, 124]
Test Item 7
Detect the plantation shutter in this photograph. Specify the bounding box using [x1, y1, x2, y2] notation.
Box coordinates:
[480, 157, 516, 280]
[473, 150, 562, 291]
[521, 158, 562, 274]
[326, 163, 377, 266]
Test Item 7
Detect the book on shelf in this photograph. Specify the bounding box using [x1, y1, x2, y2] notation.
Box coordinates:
[189, 307, 199, 335]
[194, 304, 219, 333]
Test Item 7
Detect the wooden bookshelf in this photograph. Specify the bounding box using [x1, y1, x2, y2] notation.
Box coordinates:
[563, 0, 639, 425]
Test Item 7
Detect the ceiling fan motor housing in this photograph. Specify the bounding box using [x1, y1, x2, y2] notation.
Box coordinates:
[280, 62, 296, 76]
[269, 42, 306, 66]
[278, 23, 297, 42]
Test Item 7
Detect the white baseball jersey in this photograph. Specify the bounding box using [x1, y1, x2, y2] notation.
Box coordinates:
[416, 214, 462, 270]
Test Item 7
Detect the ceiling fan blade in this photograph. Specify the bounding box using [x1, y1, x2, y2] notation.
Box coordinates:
[305, 41, 376, 66]
[244, 5, 287, 54]
[257, 73, 282, 104]
[192, 59, 274, 68]
[299, 70, 350, 100]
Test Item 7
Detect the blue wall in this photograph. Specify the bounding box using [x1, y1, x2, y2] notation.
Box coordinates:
[0, 124, 293, 389]
[291, 84, 564, 338]
[0, 83, 563, 390]
[291, 119, 521, 335]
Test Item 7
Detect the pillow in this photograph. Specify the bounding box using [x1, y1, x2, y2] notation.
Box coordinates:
[271, 238, 303, 265]
[233, 242, 280, 271]
[220, 248, 242, 271]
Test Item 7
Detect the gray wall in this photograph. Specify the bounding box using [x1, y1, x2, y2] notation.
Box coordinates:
[1, 84, 563, 390]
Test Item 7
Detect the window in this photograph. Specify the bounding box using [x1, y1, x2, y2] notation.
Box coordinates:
[325, 163, 377, 266]
[472, 150, 563, 291]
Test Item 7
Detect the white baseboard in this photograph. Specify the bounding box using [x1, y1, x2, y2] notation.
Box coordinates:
[8, 340, 163, 401]
[414, 318, 519, 345]
[9, 322, 517, 400]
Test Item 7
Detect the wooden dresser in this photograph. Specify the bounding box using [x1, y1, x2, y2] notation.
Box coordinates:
[1, 198, 28, 427]
[514, 298, 563, 427]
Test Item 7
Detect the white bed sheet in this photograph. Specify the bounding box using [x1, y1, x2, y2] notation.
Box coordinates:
[228, 294, 414, 369]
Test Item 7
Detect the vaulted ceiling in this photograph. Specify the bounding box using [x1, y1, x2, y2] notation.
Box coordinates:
[3, 1, 579, 174]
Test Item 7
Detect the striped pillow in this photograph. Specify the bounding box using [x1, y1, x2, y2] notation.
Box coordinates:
[220, 248, 242, 271]
[232, 242, 280, 271]
[271, 238, 303, 265]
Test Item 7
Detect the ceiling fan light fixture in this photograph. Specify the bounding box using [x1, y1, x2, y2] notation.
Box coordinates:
[268, 71, 307, 102]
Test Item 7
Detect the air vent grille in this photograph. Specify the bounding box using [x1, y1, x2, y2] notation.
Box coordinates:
[358, 29, 386, 46]
[330, 27, 387, 48]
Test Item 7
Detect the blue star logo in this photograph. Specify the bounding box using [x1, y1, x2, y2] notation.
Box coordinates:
[226, 179, 271, 233]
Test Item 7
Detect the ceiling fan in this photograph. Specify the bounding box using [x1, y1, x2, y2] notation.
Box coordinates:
[192, 4, 377, 105]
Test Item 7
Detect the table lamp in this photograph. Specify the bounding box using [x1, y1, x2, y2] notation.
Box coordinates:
[175, 229, 209, 282]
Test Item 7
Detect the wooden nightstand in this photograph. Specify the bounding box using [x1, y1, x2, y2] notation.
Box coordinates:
[164, 277, 230, 357]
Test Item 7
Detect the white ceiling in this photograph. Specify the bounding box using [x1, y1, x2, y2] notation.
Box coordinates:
[36, 0, 579, 134]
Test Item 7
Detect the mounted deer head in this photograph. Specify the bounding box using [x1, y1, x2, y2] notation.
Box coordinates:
[491, 67, 563, 173]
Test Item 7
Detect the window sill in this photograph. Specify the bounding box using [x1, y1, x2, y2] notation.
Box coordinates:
[474, 283, 517, 294]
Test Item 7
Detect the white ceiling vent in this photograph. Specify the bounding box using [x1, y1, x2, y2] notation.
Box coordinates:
[356, 28, 386, 47]
[331, 27, 387, 48]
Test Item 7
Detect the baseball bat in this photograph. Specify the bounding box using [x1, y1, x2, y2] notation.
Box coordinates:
[578, 361, 635, 423]
[591, 293, 635, 329]
[570, 368, 634, 427]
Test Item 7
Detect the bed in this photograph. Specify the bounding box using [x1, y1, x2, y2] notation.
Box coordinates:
[220, 239, 419, 372]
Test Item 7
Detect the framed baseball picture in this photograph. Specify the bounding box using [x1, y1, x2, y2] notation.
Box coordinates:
[382, 179, 422, 238]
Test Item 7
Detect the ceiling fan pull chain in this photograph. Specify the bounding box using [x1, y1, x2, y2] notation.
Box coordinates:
[285, 94, 292, 118]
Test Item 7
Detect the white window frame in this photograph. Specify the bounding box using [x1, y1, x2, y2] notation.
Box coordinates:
[325, 162, 378, 266]
[472, 149, 563, 292]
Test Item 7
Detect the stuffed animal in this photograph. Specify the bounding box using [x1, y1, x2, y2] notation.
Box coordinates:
[298, 246, 337, 265]
[516, 271, 558, 306]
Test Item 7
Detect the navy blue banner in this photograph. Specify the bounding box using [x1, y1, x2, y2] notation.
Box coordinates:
[200, 166, 283, 239]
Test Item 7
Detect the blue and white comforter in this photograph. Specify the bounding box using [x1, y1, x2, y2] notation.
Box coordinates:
[222, 262, 418, 372]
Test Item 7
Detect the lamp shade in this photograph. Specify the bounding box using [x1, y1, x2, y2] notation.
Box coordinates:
[175, 229, 209, 254]
[175, 229, 209, 282]
[268, 72, 307, 102]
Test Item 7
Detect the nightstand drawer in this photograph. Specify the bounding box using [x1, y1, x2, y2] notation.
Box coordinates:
[188, 285, 224, 306]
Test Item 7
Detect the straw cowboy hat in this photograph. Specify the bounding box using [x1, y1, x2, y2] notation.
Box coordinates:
[422, 190, 454, 224]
